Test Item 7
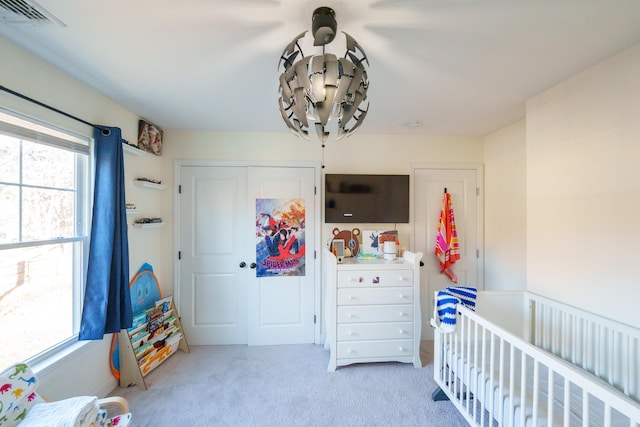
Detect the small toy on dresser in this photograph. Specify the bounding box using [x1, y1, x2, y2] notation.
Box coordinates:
[330, 227, 361, 257]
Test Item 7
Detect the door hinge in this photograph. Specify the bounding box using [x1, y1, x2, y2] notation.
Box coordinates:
[314, 314, 317, 324]
[314, 185, 317, 195]
[314, 250, 317, 259]
[178, 251, 182, 260]
[476, 249, 479, 258]
[179, 184, 182, 194]
[476, 187, 479, 196]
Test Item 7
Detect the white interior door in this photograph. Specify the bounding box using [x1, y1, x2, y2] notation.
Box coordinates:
[413, 165, 484, 340]
[178, 165, 250, 345]
[248, 167, 316, 345]
[177, 164, 317, 346]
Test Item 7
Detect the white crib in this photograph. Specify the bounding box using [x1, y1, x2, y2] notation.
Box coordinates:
[431, 291, 640, 426]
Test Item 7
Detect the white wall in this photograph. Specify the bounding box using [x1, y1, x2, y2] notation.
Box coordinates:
[483, 120, 527, 290]
[526, 42, 640, 328]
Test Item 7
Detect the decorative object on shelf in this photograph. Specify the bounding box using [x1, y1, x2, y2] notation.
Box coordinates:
[133, 178, 166, 190]
[331, 227, 360, 257]
[137, 119, 163, 156]
[135, 177, 162, 185]
[134, 217, 163, 224]
[277, 6, 369, 142]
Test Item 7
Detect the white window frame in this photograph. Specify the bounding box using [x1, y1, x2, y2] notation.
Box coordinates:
[0, 107, 93, 366]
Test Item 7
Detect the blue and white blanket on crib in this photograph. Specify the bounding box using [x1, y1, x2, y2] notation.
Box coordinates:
[435, 286, 477, 332]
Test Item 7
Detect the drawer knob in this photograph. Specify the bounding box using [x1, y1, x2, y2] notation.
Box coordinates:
[347, 313, 353, 318]
[398, 294, 404, 299]
[348, 295, 354, 300]
[398, 311, 405, 316]
[348, 348, 354, 354]
[398, 329, 405, 334]
[398, 346, 406, 352]
[347, 330, 354, 336]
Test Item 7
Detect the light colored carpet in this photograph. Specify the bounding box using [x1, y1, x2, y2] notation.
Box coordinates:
[110, 340, 468, 427]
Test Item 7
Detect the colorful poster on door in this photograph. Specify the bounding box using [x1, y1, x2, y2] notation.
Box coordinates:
[256, 198, 306, 277]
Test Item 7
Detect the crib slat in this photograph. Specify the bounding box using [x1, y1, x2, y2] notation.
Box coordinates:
[452, 328, 458, 398]
[571, 316, 580, 365]
[563, 377, 570, 426]
[477, 326, 487, 427]
[532, 360, 539, 427]
[604, 403, 612, 427]
[547, 368, 554, 427]
[582, 389, 589, 427]
[622, 336, 637, 395]
[520, 352, 526, 427]
[498, 338, 504, 426]
[508, 346, 515, 427]
[464, 315, 472, 413]
[489, 333, 495, 426]
[610, 329, 616, 387]
[473, 320, 479, 422]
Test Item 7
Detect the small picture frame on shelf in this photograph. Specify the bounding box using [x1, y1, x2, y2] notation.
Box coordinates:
[137, 119, 163, 156]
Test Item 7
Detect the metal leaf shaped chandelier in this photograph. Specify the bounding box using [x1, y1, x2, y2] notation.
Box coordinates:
[277, 7, 369, 142]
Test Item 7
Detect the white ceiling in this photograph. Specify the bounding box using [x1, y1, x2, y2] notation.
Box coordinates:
[2, 0, 640, 137]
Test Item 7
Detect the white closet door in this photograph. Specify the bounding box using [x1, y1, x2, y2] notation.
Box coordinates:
[247, 166, 316, 345]
[413, 165, 484, 340]
[179, 165, 250, 344]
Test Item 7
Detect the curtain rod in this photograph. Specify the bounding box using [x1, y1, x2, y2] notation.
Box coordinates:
[0, 84, 109, 133]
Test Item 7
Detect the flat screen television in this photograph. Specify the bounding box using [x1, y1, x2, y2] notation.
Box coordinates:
[325, 174, 409, 223]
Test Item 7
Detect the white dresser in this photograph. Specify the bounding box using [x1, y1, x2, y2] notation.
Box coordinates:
[325, 248, 423, 371]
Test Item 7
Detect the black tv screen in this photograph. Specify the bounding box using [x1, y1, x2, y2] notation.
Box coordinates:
[325, 174, 409, 223]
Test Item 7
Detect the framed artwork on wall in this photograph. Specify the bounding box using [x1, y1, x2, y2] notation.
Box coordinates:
[137, 119, 163, 155]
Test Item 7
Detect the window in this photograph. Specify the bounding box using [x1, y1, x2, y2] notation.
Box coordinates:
[0, 109, 91, 369]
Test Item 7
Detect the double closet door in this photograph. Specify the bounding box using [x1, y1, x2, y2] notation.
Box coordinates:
[177, 164, 317, 346]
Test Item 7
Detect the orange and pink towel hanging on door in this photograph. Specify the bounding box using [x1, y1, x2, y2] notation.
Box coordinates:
[435, 191, 460, 283]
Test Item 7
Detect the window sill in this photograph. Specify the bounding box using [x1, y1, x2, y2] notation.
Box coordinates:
[27, 336, 102, 377]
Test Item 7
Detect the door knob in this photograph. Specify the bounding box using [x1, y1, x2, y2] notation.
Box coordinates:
[239, 261, 247, 268]
[250, 262, 257, 269]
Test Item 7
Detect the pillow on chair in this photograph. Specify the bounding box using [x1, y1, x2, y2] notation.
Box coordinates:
[0, 363, 43, 426]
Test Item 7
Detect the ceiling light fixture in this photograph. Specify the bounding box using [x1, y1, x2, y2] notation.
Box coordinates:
[277, 7, 369, 142]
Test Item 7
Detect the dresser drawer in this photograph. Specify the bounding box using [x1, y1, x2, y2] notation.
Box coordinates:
[337, 287, 413, 305]
[337, 339, 414, 359]
[337, 270, 413, 288]
[337, 322, 413, 341]
[337, 304, 413, 323]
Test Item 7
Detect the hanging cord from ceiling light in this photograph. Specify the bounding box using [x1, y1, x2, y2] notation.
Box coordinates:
[277, 7, 369, 143]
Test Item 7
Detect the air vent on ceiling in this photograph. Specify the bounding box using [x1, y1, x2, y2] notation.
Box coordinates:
[0, 0, 65, 26]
